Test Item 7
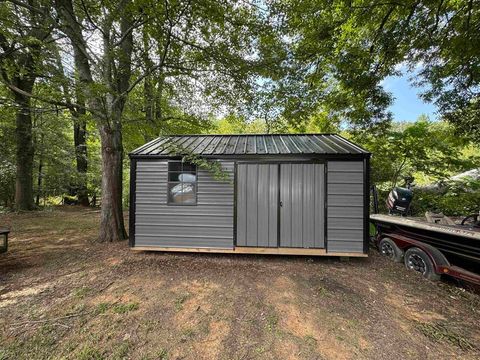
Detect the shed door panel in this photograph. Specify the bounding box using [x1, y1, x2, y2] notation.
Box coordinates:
[280, 164, 324, 248]
[236, 164, 278, 247]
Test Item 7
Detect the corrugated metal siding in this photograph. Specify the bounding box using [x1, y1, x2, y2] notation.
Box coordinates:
[236, 164, 278, 247]
[134, 160, 234, 248]
[327, 161, 364, 253]
[280, 164, 324, 248]
[130, 134, 369, 156]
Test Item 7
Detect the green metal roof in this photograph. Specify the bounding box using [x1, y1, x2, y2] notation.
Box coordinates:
[130, 134, 370, 156]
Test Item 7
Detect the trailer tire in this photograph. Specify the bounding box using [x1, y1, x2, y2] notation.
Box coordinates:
[379, 238, 403, 263]
[404, 247, 441, 281]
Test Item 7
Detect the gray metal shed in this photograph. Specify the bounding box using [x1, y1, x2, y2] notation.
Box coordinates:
[129, 134, 371, 257]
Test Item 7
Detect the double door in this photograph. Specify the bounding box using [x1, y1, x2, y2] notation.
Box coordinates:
[236, 163, 324, 248]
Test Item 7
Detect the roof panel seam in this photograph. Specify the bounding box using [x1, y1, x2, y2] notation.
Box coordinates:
[323, 135, 349, 153]
[279, 136, 291, 153]
[313, 135, 336, 153]
[333, 134, 366, 153]
[271, 135, 280, 154]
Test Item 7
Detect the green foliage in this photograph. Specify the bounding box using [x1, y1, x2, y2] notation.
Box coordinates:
[163, 138, 232, 183]
[214, 114, 268, 134]
[267, 0, 480, 137]
[0, 87, 16, 208]
[363, 116, 479, 216]
[375, 179, 480, 217]
[353, 117, 478, 187]
[0, 160, 15, 209]
[1, 0, 479, 217]
[413, 180, 480, 216]
[121, 0, 279, 152]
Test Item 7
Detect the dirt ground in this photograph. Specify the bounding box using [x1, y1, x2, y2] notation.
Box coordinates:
[1, 207, 479, 360]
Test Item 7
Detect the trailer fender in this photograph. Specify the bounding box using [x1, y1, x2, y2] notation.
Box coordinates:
[379, 233, 450, 273]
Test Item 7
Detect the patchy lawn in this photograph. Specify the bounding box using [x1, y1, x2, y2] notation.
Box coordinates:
[1, 207, 479, 360]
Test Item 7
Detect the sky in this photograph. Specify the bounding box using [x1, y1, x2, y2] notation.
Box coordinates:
[382, 73, 438, 122]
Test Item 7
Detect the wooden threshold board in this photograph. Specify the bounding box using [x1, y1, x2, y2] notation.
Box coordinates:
[131, 246, 367, 257]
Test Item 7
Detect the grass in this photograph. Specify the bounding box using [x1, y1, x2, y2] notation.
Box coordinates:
[181, 328, 195, 339]
[416, 322, 476, 351]
[174, 293, 190, 311]
[254, 346, 266, 354]
[0, 350, 7, 360]
[73, 287, 92, 299]
[112, 302, 139, 314]
[96, 303, 111, 314]
[316, 285, 330, 297]
[111, 341, 131, 359]
[94, 302, 139, 315]
[266, 312, 278, 332]
[154, 348, 168, 360]
[3, 324, 59, 359]
[3, 207, 480, 360]
[304, 335, 318, 347]
[76, 345, 104, 360]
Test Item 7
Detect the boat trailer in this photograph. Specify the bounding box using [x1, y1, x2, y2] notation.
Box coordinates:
[370, 185, 480, 287]
[370, 214, 480, 286]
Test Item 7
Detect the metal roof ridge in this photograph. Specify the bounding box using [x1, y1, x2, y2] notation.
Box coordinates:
[152, 133, 340, 137]
[129, 133, 370, 157]
[130, 137, 163, 154]
[333, 134, 370, 154]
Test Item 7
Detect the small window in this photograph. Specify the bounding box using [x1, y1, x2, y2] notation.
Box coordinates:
[168, 161, 197, 205]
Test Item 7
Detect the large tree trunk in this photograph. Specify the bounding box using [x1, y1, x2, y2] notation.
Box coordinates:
[142, 28, 154, 123]
[57, 0, 132, 241]
[35, 132, 44, 206]
[13, 89, 35, 210]
[73, 107, 89, 206]
[98, 110, 127, 241]
[96, 9, 132, 242]
[55, 43, 90, 207]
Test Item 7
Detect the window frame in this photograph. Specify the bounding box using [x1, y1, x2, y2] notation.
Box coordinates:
[167, 160, 198, 206]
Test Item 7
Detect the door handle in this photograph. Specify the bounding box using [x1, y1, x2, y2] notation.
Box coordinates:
[279, 201, 283, 207]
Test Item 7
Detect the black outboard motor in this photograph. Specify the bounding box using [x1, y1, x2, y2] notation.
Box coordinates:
[386, 187, 413, 215]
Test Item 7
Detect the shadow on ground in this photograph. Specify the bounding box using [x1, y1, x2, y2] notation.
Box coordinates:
[1, 207, 479, 359]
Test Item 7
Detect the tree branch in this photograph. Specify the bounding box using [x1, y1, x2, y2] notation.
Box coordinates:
[1, 79, 105, 118]
[111, 5, 174, 107]
[6, 0, 45, 15]
[80, 0, 107, 38]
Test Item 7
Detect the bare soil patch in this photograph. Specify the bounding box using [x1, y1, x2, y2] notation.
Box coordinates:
[1, 207, 479, 359]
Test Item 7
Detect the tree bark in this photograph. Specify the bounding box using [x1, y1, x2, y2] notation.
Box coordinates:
[1, 29, 39, 211]
[56, 0, 132, 241]
[95, 8, 132, 242]
[35, 132, 44, 206]
[142, 28, 154, 123]
[98, 111, 127, 241]
[36, 157, 43, 206]
[55, 44, 90, 207]
[13, 87, 35, 210]
[73, 106, 89, 206]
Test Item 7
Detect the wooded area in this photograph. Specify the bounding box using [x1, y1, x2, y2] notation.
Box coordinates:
[1, 0, 479, 241]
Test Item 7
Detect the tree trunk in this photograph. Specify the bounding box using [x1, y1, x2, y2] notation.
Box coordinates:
[36, 133, 43, 206]
[98, 110, 127, 242]
[56, 0, 131, 241]
[14, 89, 35, 210]
[73, 108, 89, 206]
[54, 42, 90, 207]
[142, 28, 154, 123]
[96, 9, 132, 242]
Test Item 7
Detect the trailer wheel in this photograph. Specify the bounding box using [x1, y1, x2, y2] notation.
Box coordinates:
[404, 247, 440, 281]
[378, 238, 403, 263]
